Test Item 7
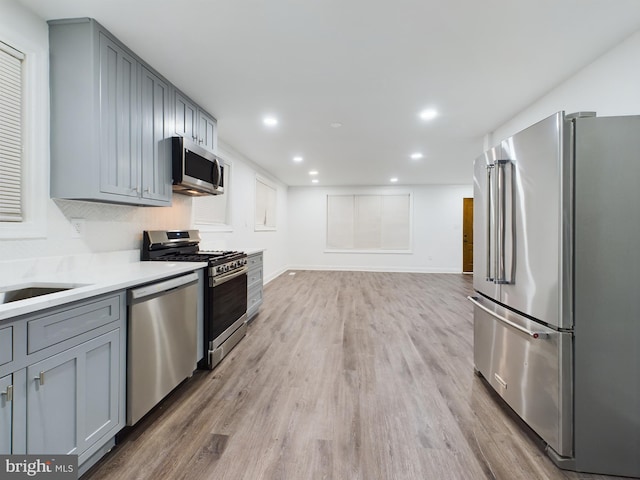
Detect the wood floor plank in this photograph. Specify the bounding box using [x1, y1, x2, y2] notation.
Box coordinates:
[83, 271, 620, 480]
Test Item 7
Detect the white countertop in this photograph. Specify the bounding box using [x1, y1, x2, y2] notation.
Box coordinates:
[0, 250, 208, 322]
[244, 248, 265, 255]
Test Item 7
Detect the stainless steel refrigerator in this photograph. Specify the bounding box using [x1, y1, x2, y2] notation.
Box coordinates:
[470, 111, 640, 477]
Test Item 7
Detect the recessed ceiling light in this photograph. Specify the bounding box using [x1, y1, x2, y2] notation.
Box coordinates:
[263, 116, 278, 127]
[330, 122, 343, 128]
[410, 152, 424, 160]
[312, 179, 319, 184]
[293, 156, 303, 163]
[390, 177, 398, 183]
[418, 108, 438, 121]
[309, 170, 319, 176]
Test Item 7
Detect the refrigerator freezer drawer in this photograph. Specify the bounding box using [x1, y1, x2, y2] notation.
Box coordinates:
[471, 296, 572, 457]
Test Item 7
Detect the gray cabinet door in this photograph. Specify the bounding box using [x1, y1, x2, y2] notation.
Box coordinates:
[199, 110, 217, 152]
[0, 374, 11, 454]
[175, 92, 198, 142]
[26, 329, 120, 456]
[99, 32, 140, 199]
[140, 66, 172, 203]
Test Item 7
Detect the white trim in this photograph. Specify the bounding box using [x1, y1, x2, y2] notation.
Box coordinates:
[286, 265, 463, 274]
[323, 249, 414, 254]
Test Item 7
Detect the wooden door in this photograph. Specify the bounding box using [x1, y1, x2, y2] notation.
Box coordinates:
[463, 198, 474, 273]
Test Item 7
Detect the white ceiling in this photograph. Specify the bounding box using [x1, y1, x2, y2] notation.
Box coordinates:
[17, 0, 640, 187]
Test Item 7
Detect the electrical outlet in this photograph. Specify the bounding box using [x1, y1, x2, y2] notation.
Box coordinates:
[70, 218, 85, 238]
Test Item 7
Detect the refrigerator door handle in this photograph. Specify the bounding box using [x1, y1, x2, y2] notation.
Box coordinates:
[467, 296, 548, 339]
[486, 164, 494, 282]
[495, 160, 513, 284]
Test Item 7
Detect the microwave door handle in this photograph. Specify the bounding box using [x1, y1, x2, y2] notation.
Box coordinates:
[214, 159, 222, 189]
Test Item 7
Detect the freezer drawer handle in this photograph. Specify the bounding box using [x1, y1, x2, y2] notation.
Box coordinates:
[467, 296, 548, 339]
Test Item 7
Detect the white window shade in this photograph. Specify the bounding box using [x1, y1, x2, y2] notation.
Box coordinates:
[0, 42, 24, 222]
[327, 193, 411, 251]
[255, 176, 277, 230]
[327, 195, 354, 249]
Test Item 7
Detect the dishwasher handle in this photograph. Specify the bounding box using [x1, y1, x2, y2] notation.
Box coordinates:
[129, 272, 199, 302]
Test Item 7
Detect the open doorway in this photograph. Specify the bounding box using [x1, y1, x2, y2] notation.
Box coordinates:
[463, 198, 473, 273]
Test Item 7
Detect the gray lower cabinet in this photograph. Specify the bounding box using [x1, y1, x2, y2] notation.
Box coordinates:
[26, 329, 120, 457]
[0, 374, 12, 454]
[174, 90, 218, 153]
[0, 291, 126, 471]
[49, 18, 171, 206]
[247, 252, 264, 321]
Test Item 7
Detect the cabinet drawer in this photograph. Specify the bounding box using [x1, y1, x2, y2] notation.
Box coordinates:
[472, 297, 572, 457]
[248, 287, 263, 309]
[27, 294, 122, 354]
[248, 267, 263, 289]
[248, 253, 263, 269]
[0, 327, 11, 366]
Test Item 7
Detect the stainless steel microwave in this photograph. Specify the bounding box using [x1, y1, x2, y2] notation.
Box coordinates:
[171, 136, 224, 196]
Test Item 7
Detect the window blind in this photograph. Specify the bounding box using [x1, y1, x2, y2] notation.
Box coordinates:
[0, 42, 24, 222]
[327, 194, 411, 251]
[255, 176, 277, 230]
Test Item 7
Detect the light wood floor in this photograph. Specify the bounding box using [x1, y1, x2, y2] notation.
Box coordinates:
[84, 271, 620, 480]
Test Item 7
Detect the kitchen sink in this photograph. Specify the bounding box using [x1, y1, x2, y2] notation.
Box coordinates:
[0, 283, 85, 304]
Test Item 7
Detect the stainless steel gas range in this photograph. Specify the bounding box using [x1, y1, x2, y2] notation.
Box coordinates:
[142, 230, 248, 369]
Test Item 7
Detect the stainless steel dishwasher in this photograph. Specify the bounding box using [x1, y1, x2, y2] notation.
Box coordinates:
[127, 272, 199, 425]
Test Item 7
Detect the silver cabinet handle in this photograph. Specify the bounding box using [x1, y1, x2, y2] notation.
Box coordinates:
[467, 296, 548, 339]
[1, 385, 13, 402]
[34, 371, 45, 385]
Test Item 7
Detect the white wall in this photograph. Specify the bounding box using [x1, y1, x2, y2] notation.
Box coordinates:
[490, 31, 640, 143]
[0, 0, 289, 284]
[196, 142, 289, 283]
[287, 185, 473, 273]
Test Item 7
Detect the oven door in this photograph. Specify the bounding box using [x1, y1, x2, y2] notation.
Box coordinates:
[204, 268, 248, 364]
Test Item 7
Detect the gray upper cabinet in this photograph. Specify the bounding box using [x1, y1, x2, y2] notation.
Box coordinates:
[99, 33, 139, 199]
[140, 67, 171, 202]
[49, 18, 171, 206]
[174, 90, 218, 153]
[175, 92, 198, 142]
[199, 110, 217, 153]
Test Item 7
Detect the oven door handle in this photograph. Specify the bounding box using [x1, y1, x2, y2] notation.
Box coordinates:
[211, 266, 248, 286]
